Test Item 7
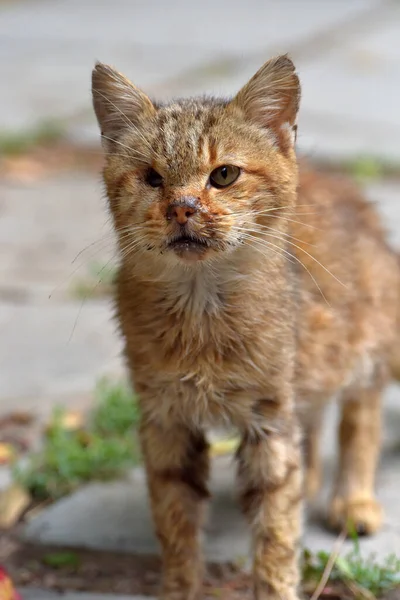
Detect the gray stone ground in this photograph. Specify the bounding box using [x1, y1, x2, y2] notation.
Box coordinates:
[2, 0, 400, 160]
[1, 0, 400, 598]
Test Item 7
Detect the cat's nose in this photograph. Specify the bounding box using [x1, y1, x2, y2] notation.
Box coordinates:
[166, 197, 199, 225]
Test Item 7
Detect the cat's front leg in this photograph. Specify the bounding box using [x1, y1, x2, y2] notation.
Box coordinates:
[237, 398, 303, 600]
[140, 416, 210, 600]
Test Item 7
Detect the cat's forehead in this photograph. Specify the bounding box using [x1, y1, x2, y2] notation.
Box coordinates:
[151, 98, 228, 174]
[156, 97, 226, 130]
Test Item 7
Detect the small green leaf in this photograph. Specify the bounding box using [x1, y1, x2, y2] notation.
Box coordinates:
[42, 552, 80, 569]
[335, 556, 355, 580]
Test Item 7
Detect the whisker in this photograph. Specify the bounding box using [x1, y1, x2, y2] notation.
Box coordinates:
[239, 233, 330, 306]
[266, 214, 320, 230]
[71, 236, 116, 265]
[70, 226, 143, 266]
[100, 135, 150, 164]
[75, 148, 137, 161]
[237, 225, 344, 288]
[214, 203, 317, 219]
[235, 224, 315, 247]
[277, 238, 345, 288]
[239, 233, 297, 266]
[67, 272, 116, 343]
[93, 89, 152, 151]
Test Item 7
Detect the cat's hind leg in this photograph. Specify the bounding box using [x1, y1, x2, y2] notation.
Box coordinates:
[328, 374, 385, 535]
[302, 406, 325, 501]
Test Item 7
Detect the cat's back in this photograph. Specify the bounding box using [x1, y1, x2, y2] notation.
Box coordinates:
[293, 164, 399, 397]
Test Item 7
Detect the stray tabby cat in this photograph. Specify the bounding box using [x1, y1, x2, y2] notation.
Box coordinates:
[92, 55, 400, 600]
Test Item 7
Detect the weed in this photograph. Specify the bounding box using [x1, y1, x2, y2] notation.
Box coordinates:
[346, 156, 384, 182]
[339, 155, 400, 182]
[42, 552, 80, 569]
[14, 379, 140, 501]
[303, 534, 400, 598]
[91, 377, 140, 435]
[0, 120, 64, 156]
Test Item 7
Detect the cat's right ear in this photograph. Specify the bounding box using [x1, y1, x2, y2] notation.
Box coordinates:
[92, 62, 155, 149]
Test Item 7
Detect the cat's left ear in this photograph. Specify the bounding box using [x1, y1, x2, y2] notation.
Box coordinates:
[229, 54, 300, 152]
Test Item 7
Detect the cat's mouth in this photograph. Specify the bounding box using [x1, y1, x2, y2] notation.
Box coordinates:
[167, 234, 210, 260]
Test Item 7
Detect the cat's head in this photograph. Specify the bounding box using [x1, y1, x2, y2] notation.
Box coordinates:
[92, 55, 300, 268]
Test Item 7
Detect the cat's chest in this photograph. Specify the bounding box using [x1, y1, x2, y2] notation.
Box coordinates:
[124, 273, 237, 360]
[119, 271, 292, 412]
[126, 295, 285, 396]
[138, 297, 244, 371]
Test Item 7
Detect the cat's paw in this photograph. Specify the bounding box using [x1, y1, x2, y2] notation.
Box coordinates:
[328, 496, 383, 535]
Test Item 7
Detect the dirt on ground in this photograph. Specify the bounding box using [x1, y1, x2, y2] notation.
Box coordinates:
[1, 533, 254, 599]
[0, 142, 103, 183]
[2, 532, 400, 600]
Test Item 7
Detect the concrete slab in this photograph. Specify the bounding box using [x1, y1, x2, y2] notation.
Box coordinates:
[0, 173, 123, 403]
[21, 455, 249, 562]
[0, 0, 379, 136]
[0, 0, 375, 49]
[2, 0, 400, 162]
[0, 175, 116, 292]
[297, 1, 400, 161]
[0, 301, 123, 401]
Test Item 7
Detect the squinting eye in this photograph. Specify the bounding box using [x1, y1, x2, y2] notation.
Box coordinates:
[209, 165, 240, 189]
[146, 168, 163, 188]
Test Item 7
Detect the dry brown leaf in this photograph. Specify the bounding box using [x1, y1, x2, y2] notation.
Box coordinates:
[0, 443, 15, 465]
[1, 157, 47, 183]
[0, 484, 31, 529]
[44, 410, 84, 434]
[0, 412, 34, 428]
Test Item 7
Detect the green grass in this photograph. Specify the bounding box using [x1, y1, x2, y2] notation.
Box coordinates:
[339, 155, 400, 182]
[91, 378, 140, 436]
[42, 551, 81, 569]
[0, 120, 65, 156]
[345, 156, 385, 182]
[71, 261, 117, 299]
[303, 534, 400, 598]
[14, 378, 140, 501]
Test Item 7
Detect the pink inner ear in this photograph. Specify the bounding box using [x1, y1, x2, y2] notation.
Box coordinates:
[271, 122, 298, 156]
[230, 56, 300, 137]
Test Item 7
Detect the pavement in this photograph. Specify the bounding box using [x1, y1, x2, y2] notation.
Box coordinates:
[2, 0, 400, 161]
[1, 0, 400, 599]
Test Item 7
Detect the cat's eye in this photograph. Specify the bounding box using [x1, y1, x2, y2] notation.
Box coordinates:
[146, 168, 163, 188]
[209, 165, 240, 189]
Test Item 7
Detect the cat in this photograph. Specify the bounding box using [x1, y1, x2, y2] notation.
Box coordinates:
[91, 55, 400, 600]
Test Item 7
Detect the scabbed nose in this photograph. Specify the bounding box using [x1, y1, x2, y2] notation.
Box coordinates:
[166, 196, 199, 225]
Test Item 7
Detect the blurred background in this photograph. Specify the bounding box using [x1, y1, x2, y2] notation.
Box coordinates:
[1, 0, 400, 597]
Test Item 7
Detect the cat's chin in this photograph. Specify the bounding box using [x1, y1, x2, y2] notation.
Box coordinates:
[167, 235, 210, 264]
[171, 245, 209, 264]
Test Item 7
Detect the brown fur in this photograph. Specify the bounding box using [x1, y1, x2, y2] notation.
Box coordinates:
[92, 56, 400, 600]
